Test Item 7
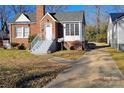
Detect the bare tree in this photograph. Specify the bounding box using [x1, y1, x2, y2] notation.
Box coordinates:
[0, 6, 9, 31]
[95, 5, 101, 34]
[9, 5, 35, 14]
[91, 6, 108, 33]
[9, 5, 29, 14]
[45, 5, 68, 12]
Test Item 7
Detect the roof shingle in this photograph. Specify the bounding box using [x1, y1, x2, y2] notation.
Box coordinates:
[11, 11, 84, 23]
[12, 13, 36, 23]
[110, 13, 124, 22]
[50, 11, 84, 22]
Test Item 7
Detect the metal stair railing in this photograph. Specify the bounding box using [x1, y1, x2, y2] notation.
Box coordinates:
[29, 34, 42, 50]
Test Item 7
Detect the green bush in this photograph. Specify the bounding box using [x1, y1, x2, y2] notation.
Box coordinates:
[87, 43, 96, 49]
[11, 42, 19, 47]
[18, 43, 26, 50]
[28, 35, 36, 43]
[95, 34, 107, 42]
[86, 23, 107, 43]
[86, 25, 97, 42]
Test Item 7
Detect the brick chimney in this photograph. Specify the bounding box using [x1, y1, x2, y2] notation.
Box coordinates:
[36, 5, 45, 33]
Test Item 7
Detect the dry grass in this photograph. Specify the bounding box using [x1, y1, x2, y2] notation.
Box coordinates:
[51, 50, 85, 60]
[106, 47, 124, 75]
[0, 48, 67, 88]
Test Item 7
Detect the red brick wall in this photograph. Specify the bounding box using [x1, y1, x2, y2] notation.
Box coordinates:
[30, 23, 38, 35]
[36, 5, 45, 35]
[10, 5, 45, 48]
[10, 23, 37, 47]
[40, 14, 57, 40]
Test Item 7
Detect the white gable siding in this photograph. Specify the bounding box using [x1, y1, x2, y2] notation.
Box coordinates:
[16, 14, 30, 22]
[112, 24, 117, 48]
[108, 16, 124, 51]
[117, 18, 124, 44]
[107, 17, 113, 45]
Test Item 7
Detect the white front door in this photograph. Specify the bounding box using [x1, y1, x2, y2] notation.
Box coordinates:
[45, 24, 52, 40]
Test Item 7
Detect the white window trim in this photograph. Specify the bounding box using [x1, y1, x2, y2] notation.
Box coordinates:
[16, 26, 29, 38]
[65, 23, 80, 36]
[23, 27, 30, 38]
[16, 27, 23, 38]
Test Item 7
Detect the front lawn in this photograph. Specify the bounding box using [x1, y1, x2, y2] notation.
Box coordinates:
[0, 49, 67, 88]
[106, 47, 124, 75]
[51, 50, 85, 60]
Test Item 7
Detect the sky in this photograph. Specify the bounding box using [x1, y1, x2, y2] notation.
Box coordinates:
[67, 5, 124, 24]
[67, 5, 83, 11]
[2, 5, 117, 30]
[68, 5, 120, 13]
[3, 5, 124, 25]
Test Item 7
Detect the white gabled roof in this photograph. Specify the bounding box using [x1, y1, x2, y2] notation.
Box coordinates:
[41, 12, 57, 22]
[15, 13, 31, 22]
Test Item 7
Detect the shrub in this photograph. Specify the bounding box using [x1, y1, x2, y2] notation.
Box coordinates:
[70, 40, 82, 50]
[86, 23, 107, 43]
[64, 40, 82, 50]
[95, 34, 107, 42]
[28, 35, 36, 43]
[87, 43, 96, 49]
[86, 25, 96, 42]
[18, 43, 26, 50]
[11, 42, 19, 47]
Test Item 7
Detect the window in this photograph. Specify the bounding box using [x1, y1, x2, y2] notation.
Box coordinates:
[65, 23, 79, 36]
[15, 26, 29, 38]
[23, 27, 29, 38]
[75, 24, 79, 35]
[66, 24, 70, 35]
[16, 27, 23, 38]
[71, 24, 74, 35]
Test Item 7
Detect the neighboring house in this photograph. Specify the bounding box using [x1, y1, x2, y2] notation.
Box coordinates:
[0, 21, 9, 40]
[0, 21, 10, 47]
[0, 31, 9, 40]
[10, 5, 85, 54]
[0, 31, 10, 48]
[0, 31, 3, 47]
[107, 13, 124, 51]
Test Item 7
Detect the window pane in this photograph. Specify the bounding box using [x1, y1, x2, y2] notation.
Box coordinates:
[70, 24, 74, 35]
[75, 24, 79, 35]
[24, 27, 29, 38]
[16, 27, 22, 38]
[66, 24, 69, 35]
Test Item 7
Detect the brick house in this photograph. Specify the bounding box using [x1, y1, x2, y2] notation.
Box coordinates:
[10, 5, 86, 54]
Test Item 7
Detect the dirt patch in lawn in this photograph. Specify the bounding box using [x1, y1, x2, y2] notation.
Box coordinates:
[51, 50, 85, 60]
[0, 49, 68, 88]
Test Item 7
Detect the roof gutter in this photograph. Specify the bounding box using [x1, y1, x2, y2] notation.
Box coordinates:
[9, 22, 36, 25]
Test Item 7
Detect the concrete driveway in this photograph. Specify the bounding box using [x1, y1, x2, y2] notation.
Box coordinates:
[45, 48, 124, 88]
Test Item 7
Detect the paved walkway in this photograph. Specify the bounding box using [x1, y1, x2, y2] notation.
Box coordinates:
[45, 48, 124, 88]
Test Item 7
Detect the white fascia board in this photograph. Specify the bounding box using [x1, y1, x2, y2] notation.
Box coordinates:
[41, 12, 57, 22]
